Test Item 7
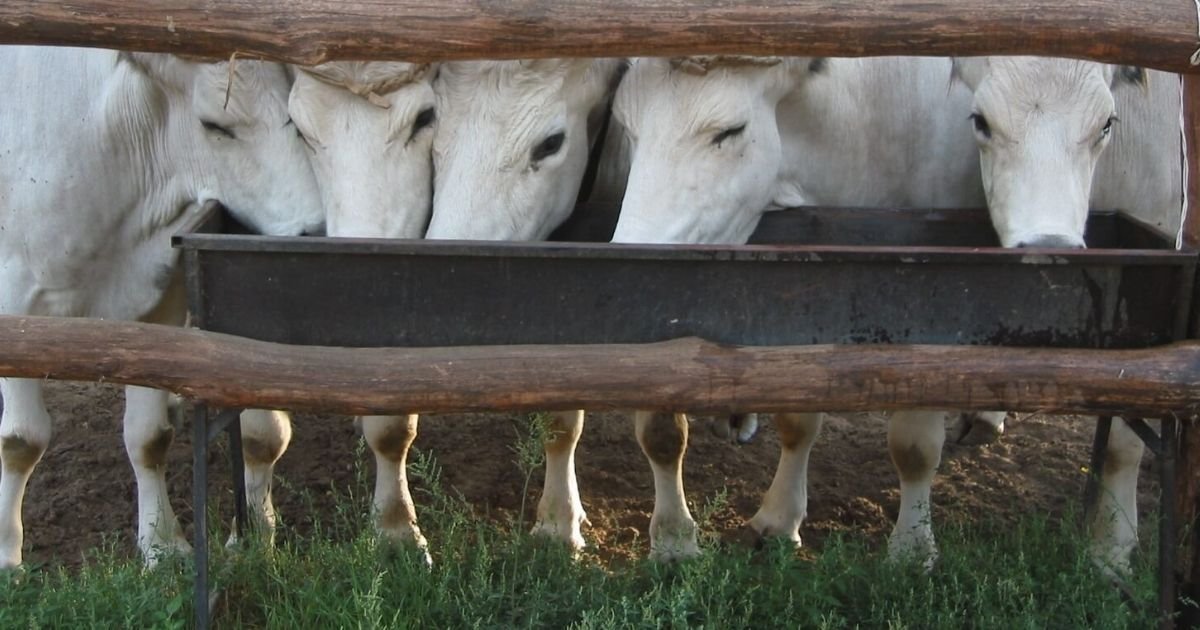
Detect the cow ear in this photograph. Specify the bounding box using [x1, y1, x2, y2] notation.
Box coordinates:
[570, 59, 621, 112]
[950, 57, 988, 90]
[119, 51, 159, 77]
[1113, 65, 1149, 92]
[581, 60, 626, 147]
[777, 55, 825, 89]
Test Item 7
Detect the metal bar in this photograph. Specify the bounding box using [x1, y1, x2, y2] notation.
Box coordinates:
[191, 403, 211, 630]
[1083, 416, 1113, 521]
[1160, 415, 1179, 629]
[206, 408, 240, 444]
[1125, 417, 1165, 456]
[225, 411, 248, 541]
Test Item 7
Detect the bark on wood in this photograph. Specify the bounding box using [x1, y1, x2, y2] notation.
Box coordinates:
[0, 1, 1197, 73]
[1, 315, 1199, 417]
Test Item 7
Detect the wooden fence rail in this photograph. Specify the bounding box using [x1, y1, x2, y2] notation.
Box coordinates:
[1, 315, 1198, 417]
[0, 1, 1197, 72]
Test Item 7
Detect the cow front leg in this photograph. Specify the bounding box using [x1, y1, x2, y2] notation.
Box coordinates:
[749, 412, 824, 545]
[233, 408, 292, 547]
[361, 414, 430, 565]
[0, 378, 53, 568]
[532, 409, 587, 551]
[1087, 416, 1146, 576]
[887, 410, 946, 568]
[123, 384, 190, 566]
[634, 410, 699, 561]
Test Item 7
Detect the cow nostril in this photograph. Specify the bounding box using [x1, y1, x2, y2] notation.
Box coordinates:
[1015, 235, 1084, 249]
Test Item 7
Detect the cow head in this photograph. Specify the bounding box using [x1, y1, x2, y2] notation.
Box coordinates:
[121, 54, 325, 237]
[610, 56, 818, 245]
[952, 57, 1147, 248]
[289, 61, 437, 238]
[426, 58, 620, 241]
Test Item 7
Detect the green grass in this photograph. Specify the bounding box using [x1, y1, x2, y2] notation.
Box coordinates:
[0, 439, 1166, 629]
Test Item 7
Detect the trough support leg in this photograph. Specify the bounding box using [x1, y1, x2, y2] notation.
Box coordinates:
[1175, 416, 1200, 629]
[226, 413, 247, 542]
[1083, 416, 1114, 521]
[1160, 416, 1178, 630]
[192, 404, 211, 630]
[205, 409, 249, 541]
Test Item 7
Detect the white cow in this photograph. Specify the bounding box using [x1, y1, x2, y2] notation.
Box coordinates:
[425, 58, 622, 550]
[952, 56, 1182, 573]
[232, 61, 439, 559]
[611, 55, 989, 561]
[0, 47, 324, 568]
[613, 53, 1182, 571]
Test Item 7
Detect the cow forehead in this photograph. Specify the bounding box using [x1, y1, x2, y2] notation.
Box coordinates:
[976, 58, 1113, 112]
[192, 61, 291, 123]
[435, 71, 576, 164]
[616, 60, 764, 135]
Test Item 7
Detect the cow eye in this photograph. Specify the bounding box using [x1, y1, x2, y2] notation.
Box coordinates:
[969, 113, 991, 140]
[286, 117, 317, 151]
[285, 117, 305, 140]
[201, 120, 237, 140]
[712, 123, 746, 146]
[531, 131, 565, 162]
[412, 107, 436, 133]
[1101, 115, 1118, 138]
[297, 130, 315, 152]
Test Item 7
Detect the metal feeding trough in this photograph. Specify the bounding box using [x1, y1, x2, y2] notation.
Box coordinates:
[175, 203, 1194, 351]
[172, 201, 1195, 626]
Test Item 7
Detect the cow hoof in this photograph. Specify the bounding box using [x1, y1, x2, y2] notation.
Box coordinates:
[734, 523, 787, 551]
[954, 412, 1006, 445]
[142, 538, 192, 569]
[887, 533, 938, 572]
[378, 534, 433, 568]
[377, 524, 433, 567]
[708, 417, 733, 441]
[530, 516, 588, 553]
[649, 542, 702, 563]
[745, 516, 802, 550]
[709, 414, 760, 444]
[732, 413, 759, 444]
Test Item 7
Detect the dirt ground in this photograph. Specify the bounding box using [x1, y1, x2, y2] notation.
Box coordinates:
[15, 380, 1159, 568]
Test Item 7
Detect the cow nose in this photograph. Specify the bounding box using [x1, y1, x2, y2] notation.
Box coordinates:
[1015, 234, 1085, 249]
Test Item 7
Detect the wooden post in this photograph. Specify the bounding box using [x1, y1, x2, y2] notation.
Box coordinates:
[0, 1, 1197, 72]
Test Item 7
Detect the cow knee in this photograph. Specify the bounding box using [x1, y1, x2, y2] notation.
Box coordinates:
[542, 410, 584, 457]
[362, 415, 419, 463]
[122, 385, 173, 469]
[1, 434, 47, 473]
[1104, 418, 1145, 473]
[636, 412, 688, 466]
[239, 409, 292, 466]
[775, 413, 822, 451]
[1, 380, 52, 472]
[888, 411, 946, 483]
[132, 426, 174, 470]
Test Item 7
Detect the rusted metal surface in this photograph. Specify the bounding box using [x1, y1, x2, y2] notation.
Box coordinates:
[175, 205, 1195, 352]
